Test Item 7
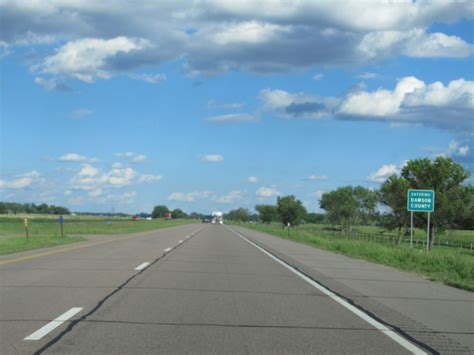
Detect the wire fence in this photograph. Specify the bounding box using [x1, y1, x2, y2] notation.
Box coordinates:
[295, 226, 474, 252]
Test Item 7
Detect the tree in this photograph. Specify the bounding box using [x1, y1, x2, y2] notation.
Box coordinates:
[453, 184, 474, 230]
[320, 186, 377, 234]
[190, 212, 204, 220]
[171, 208, 187, 219]
[255, 204, 277, 225]
[379, 175, 411, 244]
[306, 212, 326, 224]
[401, 157, 471, 250]
[225, 208, 251, 222]
[152, 205, 169, 218]
[277, 195, 307, 226]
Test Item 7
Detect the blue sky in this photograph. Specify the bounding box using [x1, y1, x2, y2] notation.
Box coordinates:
[1, 1, 473, 214]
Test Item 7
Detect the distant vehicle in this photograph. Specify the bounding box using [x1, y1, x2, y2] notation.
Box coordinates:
[131, 216, 140, 221]
[202, 218, 210, 223]
[212, 211, 223, 224]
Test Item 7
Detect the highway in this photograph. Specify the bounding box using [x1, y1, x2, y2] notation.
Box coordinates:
[0, 224, 472, 354]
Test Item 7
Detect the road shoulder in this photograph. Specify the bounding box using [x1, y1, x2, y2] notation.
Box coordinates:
[231, 225, 473, 354]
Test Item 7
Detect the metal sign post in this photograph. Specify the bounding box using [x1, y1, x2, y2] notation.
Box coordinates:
[426, 212, 430, 252]
[24, 218, 29, 241]
[59, 215, 64, 237]
[410, 211, 413, 248]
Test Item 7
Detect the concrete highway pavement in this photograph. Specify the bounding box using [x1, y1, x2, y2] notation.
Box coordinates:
[0, 224, 469, 354]
[230, 225, 473, 354]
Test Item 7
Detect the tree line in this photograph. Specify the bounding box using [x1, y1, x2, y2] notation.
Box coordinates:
[0, 202, 71, 215]
[151, 205, 206, 220]
[226, 157, 473, 251]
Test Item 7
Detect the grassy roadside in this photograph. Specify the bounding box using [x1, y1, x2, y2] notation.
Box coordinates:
[235, 223, 474, 292]
[295, 223, 474, 245]
[0, 216, 195, 255]
[0, 236, 86, 255]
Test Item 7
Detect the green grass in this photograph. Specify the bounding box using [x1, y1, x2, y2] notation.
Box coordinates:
[0, 215, 196, 255]
[0, 235, 86, 255]
[0, 216, 195, 238]
[237, 223, 474, 292]
[297, 223, 474, 245]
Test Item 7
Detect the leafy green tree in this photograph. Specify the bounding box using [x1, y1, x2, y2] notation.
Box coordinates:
[453, 184, 474, 230]
[320, 186, 377, 234]
[255, 204, 277, 225]
[152, 205, 169, 218]
[320, 187, 355, 232]
[401, 157, 471, 250]
[380, 175, 411, 244]
[171, 208, 187, 219]
[277, 195, 307, 226]
[190, 212, 204, 220]
[225, 208, 251, 222]
[306, 212, 326, 224]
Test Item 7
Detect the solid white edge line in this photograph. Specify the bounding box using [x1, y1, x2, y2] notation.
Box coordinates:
[24, 307, 83, 341]
[134, 262, 150, 271]
[226, 227, 427, 355]
[164, 247, 172, 252]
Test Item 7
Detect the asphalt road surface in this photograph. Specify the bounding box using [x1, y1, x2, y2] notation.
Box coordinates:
[0, 224, 471, 354]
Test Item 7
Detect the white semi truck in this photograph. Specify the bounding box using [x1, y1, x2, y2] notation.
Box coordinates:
[211, 211, 224, 224]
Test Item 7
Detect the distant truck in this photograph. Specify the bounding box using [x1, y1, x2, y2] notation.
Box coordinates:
[211, 211, 223, 224]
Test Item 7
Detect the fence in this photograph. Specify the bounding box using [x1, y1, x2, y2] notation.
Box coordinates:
[295, 226, 474, 252]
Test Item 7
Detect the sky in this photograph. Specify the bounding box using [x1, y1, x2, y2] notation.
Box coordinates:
[0, 0, 473, 214]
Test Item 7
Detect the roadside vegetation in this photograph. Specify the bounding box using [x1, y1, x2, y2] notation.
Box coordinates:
[0, 235, 86, 255]
[0, 215, 194, 255]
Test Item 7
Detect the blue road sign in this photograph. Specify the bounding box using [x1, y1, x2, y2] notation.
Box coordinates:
[59, 215, 64, 224]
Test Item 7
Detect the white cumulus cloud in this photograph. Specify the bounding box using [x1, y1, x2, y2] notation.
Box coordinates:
[305, 175, 328, 181]
[138, 174, 162, 183]
[247, 176, 259, 183]
[55, 153, 98, 163]
[212, 190, 243, 204]
[39, 37, 151, 82]
[256, 186, 281, 197]
[129, 73, 167, 83]
[168, 191, 211, 202]
[0, 171, 42, 189]
[115, 152, 147, 163]
[199, 154, 224, 162]
[367, 164, 400, 183]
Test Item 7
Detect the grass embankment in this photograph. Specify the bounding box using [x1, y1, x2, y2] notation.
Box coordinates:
[0, 215, 195, 255]
[297, 223, 474, 245]
[238, 223, 474, 292]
